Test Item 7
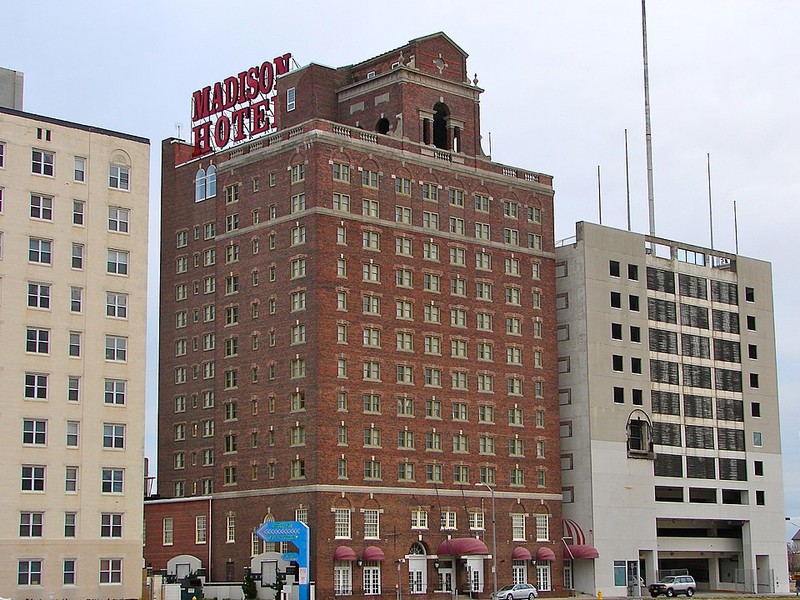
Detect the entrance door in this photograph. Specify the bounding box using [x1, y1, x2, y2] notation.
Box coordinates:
[437, 561, 454, 592]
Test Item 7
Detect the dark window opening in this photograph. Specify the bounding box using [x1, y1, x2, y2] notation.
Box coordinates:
[632, 389, 643, 405]
[422, 118, 431, 145]
[751, 402, 761, 418]
[655, 485, 684, 502]
[629, 295, 640, 311]
[609, 260, 621, 277]
[614, 387, 624, 404]
[748, 344, 758, 359]
[755, 490, 765, 505]
[754, 460, 764, 476]
[611, 323, 623, 340]
[612, 355, 624, 372]
[611, 292, 622, 309]
[721, 489, 746, 504]
[689, 487, 716, 503]
[746, 315, 756, 331]
[628, 264, 639, 280]
[630, 326, 641, 343]
[745, 287, 755, 302]
[749, 373, 760, 388]
[432, 102, 449, 150]
[376, 118, 390, 135]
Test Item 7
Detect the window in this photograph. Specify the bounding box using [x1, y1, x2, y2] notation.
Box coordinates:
[364, 509, 380, 539]
[474, 194, 490, 212]
[30, 194, 54, 221]
[22, 419, 47, 446]
[104, 379, 126, 405]
[0, 142, 3, 168]
[103, 423, 125, 449]
[422, 211, 439, 230]
[29, 237, 52, 264]
[18, 559, 42, 586]
[335, 508, 351, 538]
[511, 514, 526, 541]
[26, 328, 50, 354]
[100, 558, 123, 584]
[105, 336, 127, 361]
[27, 282, 51, 309]
[333, 193, 350, 212]
[67, 376, 80, 402]
[22, 465, 46, 491]
[69, 331, 82, 357]
[411, 509, 428, 529]
[102, 468, 124, 493]
[101, 513, 123, 538]
[63, 559, 76, 585]
[109, 165, 130, 190]
[225, 212, 240, 232]
[475, 222, 490, 240]
[106, 292, 128, 318]
[32, 149, 55, 176]
[286, 87, 296, 111]
[107, 249, 129, 275]
[108, 206, 130, 232]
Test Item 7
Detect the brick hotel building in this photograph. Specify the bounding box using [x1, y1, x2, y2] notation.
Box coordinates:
[153, 33, 564, 596]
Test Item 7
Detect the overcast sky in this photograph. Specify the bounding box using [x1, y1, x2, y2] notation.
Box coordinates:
[5, 0, 799, 536]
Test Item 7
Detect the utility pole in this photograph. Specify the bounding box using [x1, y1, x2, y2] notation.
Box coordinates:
[476, 482, 497, 597]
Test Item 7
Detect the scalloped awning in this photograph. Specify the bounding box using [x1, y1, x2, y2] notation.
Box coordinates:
[333, 546, 356, 561]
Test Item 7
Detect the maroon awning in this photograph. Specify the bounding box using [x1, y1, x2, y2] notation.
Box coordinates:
[333, 546, 357, 561]
[437, 538, 490, 556]
[563, 544, 599, 559]
[362, 546, 385, 562]
[536, 547, 557, 561]
[512, 547, 532, 560]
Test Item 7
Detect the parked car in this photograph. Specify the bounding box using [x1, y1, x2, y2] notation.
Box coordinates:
[648, 575, 696, 597]
[491, 583, 538, 600]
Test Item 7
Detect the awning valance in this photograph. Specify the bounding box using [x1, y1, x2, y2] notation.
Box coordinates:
[362, 546, 385, 562]
[512, 547, 532, 560]
[563, 544, 599, 559]
[333, 546, 356, 561]
[536, 547, 557, 561]
[437, 538, 490, 556]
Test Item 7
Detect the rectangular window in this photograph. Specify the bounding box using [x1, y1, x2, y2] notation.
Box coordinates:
[22, 465, 46, 491]
[26, 328, 50, 354]
[32, 149, 55, 176]
[29, 237, 53, 264]
[107, 249, 129, 275]
[105, 336, 127, 361]
[18, 559, 43, 586]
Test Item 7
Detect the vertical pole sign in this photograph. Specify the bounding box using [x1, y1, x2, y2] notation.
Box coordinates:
[256, 520, 310, 600]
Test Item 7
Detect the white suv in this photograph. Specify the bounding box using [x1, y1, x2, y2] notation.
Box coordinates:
[648, 575, 696, 597]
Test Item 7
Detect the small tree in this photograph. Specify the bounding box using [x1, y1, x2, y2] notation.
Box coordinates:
[242, 570, 258, 600]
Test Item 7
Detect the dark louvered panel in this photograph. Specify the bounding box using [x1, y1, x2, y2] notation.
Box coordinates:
[679, 273, 708, 299]
[685, 425, 715, 449]
[716, 397, 744, 421]
[717, 428, 745, 451]
[684, 395, 713, 418]
[652, 391, 681, 415]
[719, 457, 747, 481]
[714, 338, 741, 363]
[686, 455, 716, 479]
[681, 333, 710, 358]
[711, 280, 738, 305]
[712, 309, 740, 334]
[650, 359, 680, 384]
[647, 267, 676, 293]
[683, 364, 712, 389]
[649, 329, 679, 354]
[648, 298, 677, 323]
[715, 368, 743, 392]
[680, 304, 709, 329]
[654, 453, 683, 477]
[653, 422, 682, 446]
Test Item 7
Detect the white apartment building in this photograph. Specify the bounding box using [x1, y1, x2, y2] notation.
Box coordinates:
[556, 222, 787, 596]
[0, 69, 149, 600]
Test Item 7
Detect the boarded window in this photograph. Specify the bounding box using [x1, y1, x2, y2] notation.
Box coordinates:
[646, 267, 675, 293]
[654, 453, 683, 477]
[714, 339, 741, 363]
[715, 368, 742, 392]
[683, 364, 712, 389]
[717, 428, 745, 451]
[680, 304, 709, 329]
[686, 455, 715, 479]
[712, 309, 740, 334]
[651, 391, 680, 415]
[650, 360, 679, 384]
[716, 397, 744, 422]
[718, 457, 747, 481]
[684, 395, 713, 418]
[652, 422, 682, 446]
[679, 274, 708, 299]
[685, 425, 715, 449]
[648, 298, 677, 324]
[711, 280, 738, 305]
[681, 334, 710, 358]
[649, 329, 678, 354]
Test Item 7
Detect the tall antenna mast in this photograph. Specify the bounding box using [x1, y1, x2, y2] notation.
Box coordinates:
[597, 165, 603, 225]
[642, 0, 656, 236]
[733, 200, 740, 255]
[625, 129, 632, 231]
[707, 153, 714, 249]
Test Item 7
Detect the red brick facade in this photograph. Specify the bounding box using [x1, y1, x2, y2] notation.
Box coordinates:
[155, 33, 561, 598]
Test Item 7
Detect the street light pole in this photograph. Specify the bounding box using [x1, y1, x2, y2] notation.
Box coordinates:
[477, 482, 498, 598]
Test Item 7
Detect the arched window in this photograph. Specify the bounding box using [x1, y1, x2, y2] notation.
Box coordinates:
[207, 165, 217, 197]
[376, 118, 390, 135]
[433, 102, 450, 150]
[627, 410, 654, 458]
[195, 168, 206, 202]
[195, 165, 217, 202]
